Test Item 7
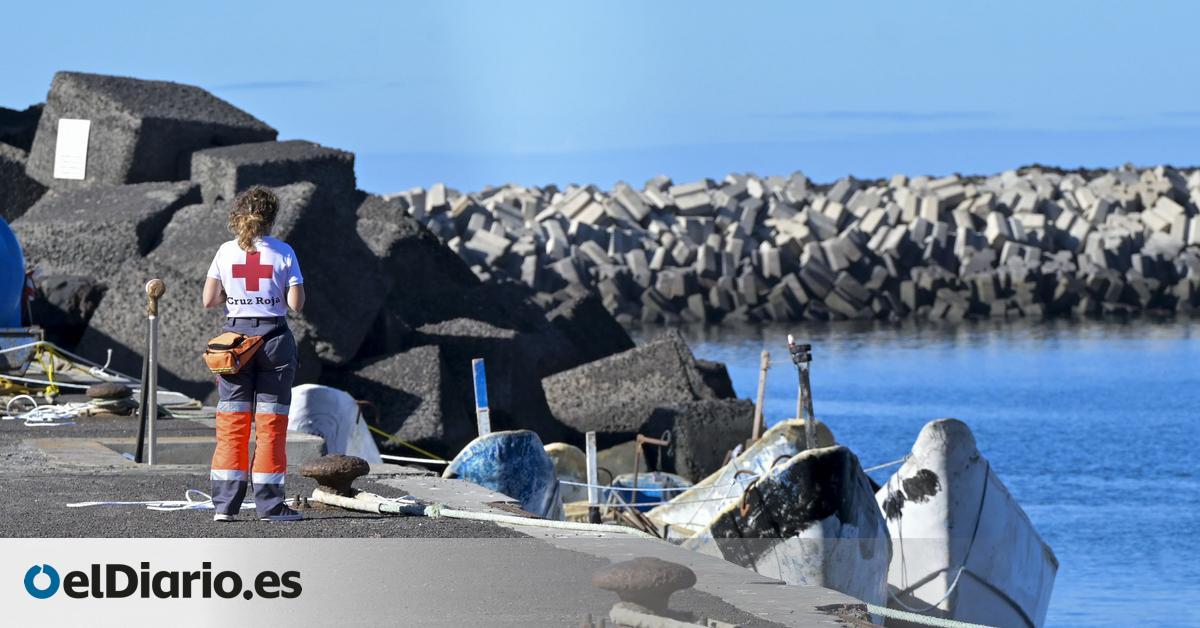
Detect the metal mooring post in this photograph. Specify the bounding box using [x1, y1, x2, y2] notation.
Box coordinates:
[144, 279, 165, 465]
[787, 335, 816, 451]
[472, 358, 491, 436]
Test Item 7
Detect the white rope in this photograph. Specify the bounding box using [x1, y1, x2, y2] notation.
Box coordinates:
[67, 490, 290, 512]
[1, 373, 96, 390]
[559, 478, 755, 493]
[379, 454, 450, 465]
[1, 395, 87, 426]
[864, 455, 909, 473]
[0, 341, 138, 383]
[866, 603, 994, 628]
[889, 567, 967, 614]
[424, 503, 658, 538]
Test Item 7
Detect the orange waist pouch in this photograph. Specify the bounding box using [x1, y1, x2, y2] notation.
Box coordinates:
[203, 332, 264, 375]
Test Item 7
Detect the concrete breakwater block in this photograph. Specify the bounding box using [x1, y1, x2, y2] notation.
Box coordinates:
[405, 165, 1200, 322]
[541, 330, 720, 446]
[266, 184, 385, 365]
[0, 143, 46, 222]
[12, 181, 199, 276]
[0, 103, 42, 151]
[26, 72, 276, 189]
[191, 140, 356, 205]
[685, 445, 891, 607]
[27, 274, 105, 348]
[148, 183, 320, 276]
[547, 293, 635, 366]
[325, 344, 464, 458]
[149, 181, 378, 364]
[75, 258, 225, 401]
[642, 399, 754, 481]
[408, 318, 571, 442]
[327, 319, 579, 458]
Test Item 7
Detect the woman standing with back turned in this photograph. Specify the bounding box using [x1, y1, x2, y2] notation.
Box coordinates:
[202, 186, 306, 522]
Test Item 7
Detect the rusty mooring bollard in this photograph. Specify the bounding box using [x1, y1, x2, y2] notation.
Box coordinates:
[299, 454, 370, 496]
[592, 557, 697, 616]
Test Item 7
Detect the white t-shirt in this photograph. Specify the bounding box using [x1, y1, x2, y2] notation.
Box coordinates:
[207, 236, 303, 317]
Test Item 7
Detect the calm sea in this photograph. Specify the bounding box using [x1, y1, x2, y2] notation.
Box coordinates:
[635, 320, 1200, 627]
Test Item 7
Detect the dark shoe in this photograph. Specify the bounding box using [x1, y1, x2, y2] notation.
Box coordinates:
[260, 506, 303, 522]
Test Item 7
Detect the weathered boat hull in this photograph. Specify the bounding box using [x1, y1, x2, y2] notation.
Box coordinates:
[876, 418, 1057, 627]
[683, 445, 891, 607]
[444, 430, 564, 520]
[648, 419, 834, 538]
[544, 442, 589, 503]
[609, 471, 692, 512]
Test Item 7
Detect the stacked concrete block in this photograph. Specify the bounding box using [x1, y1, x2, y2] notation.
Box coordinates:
[643, 399, 754, 481]
[407, 318, 575, 447]
[541, 329, 718, 448]
[12, 181, 198, 276]
[0, 103, 42, 151]
[148, 182, 317, 278]
[0, 143, 46, 221]
[190, 140, 355, 205]
[325, 345, 466, 458]
[75, 258, 226, 401]
[26, 72, 276, 189]
[397, 164, 1200, 321]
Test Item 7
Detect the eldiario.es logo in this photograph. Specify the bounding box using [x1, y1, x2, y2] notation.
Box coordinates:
[23, 562, 301, 600]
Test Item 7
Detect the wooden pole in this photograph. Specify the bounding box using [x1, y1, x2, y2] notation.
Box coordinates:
[750, 350, 770, 442]
[787, 334, 815, 451]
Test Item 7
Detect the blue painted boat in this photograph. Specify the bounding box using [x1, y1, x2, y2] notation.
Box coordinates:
[443, 430, 564, 520]
[609, 472, 693, 512]
[0, 218, 37, 373]
[0, 218, 24, 328]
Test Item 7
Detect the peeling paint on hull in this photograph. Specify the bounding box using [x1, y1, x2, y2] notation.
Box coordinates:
[683, 445, 891, 607]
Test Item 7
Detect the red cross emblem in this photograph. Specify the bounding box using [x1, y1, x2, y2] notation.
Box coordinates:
[231, 251, 272, 292]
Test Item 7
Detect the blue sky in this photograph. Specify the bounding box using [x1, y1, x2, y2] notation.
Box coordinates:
[4, 1, 1200, 192]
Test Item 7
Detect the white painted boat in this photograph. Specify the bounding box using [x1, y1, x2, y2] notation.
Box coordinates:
[647, 418, 834, 539]
[544, 442, 589, 503]
[682, 445, 891, 607]
[875, 418, 1057, 627]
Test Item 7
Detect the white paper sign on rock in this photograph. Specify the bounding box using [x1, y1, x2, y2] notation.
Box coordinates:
[53, 118, 91, 180]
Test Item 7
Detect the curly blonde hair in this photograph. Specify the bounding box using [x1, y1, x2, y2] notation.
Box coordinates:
[228, 186, 279, 251]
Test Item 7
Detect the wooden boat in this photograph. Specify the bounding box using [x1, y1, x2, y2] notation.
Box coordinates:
[682, 445, 891, 607]
[648, 418, 834, 539]
[875, 418, 1057, 627]
[443, 430, 564, 520]
[608, 471, 692, 512]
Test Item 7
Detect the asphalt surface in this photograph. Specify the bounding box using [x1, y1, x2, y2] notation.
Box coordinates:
[0, 410, 852, 627]
[0, 412, 523, 538]
[0, 469, 527, 538]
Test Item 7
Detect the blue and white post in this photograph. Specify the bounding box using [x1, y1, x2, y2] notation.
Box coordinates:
[471, 358, 491, 437]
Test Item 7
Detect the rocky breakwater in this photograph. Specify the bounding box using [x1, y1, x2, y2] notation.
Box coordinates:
[388, 166, 1200, 323]
[0, 71, 747, 464]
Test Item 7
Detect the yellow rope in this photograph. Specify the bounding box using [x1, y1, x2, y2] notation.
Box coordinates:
[0, 378, 36, 395]
[366, 424, 446, 461]
[33, 346, 60, 399]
